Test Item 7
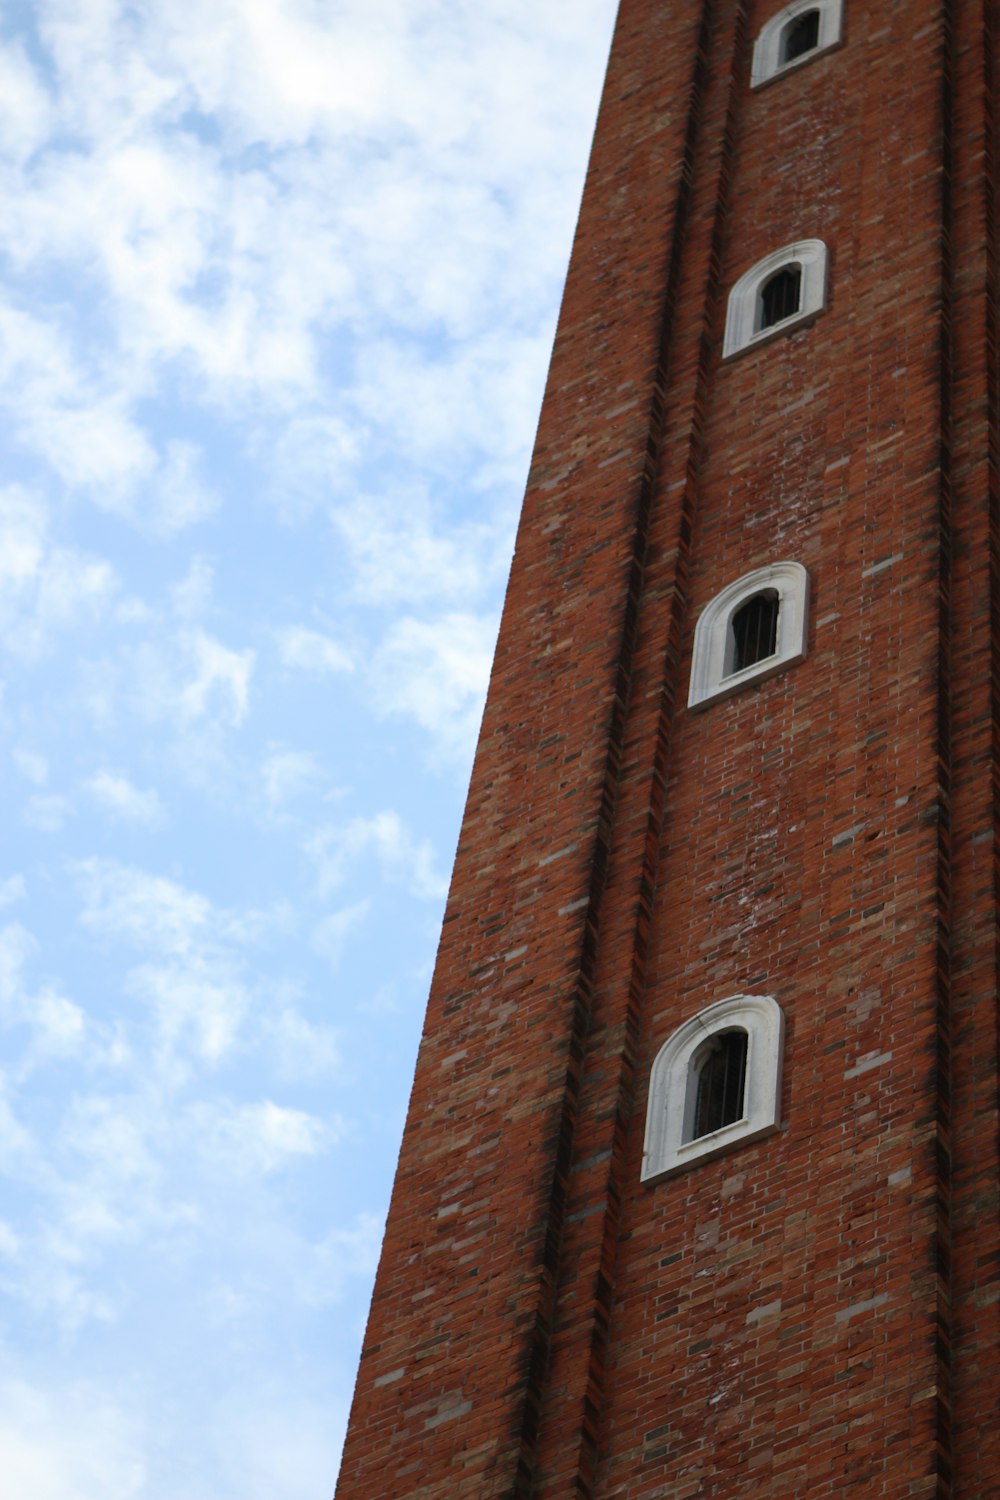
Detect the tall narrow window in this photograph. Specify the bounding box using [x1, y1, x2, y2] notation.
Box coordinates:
[729, 589, 779, 673]
[758, 265, 802, 331]
[780, 8, 820, 63]
[692, 1030, 748, 1139]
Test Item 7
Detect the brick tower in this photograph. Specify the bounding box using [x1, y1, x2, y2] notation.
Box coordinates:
[336, 1, 1000, 1496]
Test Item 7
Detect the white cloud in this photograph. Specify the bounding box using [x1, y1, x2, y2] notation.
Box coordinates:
[23, 794, 72, 834]
[112, 628, 256, 757]
[71, 861, 302, 1078]
[74, 858, 291, 958]
[353, 332, 550, 481]
[311, 1213, 384, 1304]
[0, 301, 157, 502]
[211, 1388, 348, 1500]
[260, 748, 323, 811]
[0, 876, 26, 909]
[75, 861, 249, 1066]
[147, 441, 220, 534]
[61, 1094, 156, 1186]
[34, 548, 118, 634]
[0, 487, 46, 590]
[0, 310, 216, 526]
[0, 923, 35, 1009]
[0, 1079, 36, 1171]
[1, 0, 612, 522]
[0, 1372, 146, 1500]
[311, 900, 370, 970]
[260, 1006, 341, 1082]
[276, 626, 353, 676]
[114, 595, 157, 626]
[196, 1099, 337, 1176]
[265, 415, 362, 519]
[0, 42, 53, 163]
[178, 630, 254, 727]
[75, 860, 213, 956]
[33, 990, 87, 1056]
[170, 556, 214, 619]
[128, 959, 249, 1065]
[12, 748, 48, 785]
[330, 489, 504, 609]
[0, 487, 117, 660]
[372, 611, 495, 762]
[86, 771, 165, 827]
[0, 922, 87, 1065]
[307, 810, 446, 901]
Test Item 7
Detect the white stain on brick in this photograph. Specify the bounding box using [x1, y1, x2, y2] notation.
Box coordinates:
[835, 1294, 889, 1323]
[425, 1398, 472, 1430]
[746, 1299, 782, 1325]
[862, 552, 904, 578]
[844, 1050, 893, 1080]
[538, 842, 578, 867]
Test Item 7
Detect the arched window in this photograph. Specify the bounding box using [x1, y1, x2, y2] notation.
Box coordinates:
[780, 7, 820, 63]
[723, 241, 827, 358]
[642, 996, 784, 1182]
[751, 0, 843, 89]
[688, 562, 809, 711]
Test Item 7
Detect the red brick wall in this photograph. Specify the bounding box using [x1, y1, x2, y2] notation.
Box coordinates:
[336, 2, 1000, 1496]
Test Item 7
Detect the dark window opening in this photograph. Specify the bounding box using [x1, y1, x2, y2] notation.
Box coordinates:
[729, 590, 779, 674]
[780, 9, 821, 64]
[758, 265, 802, 330]
[693, 1030, 748, 1139]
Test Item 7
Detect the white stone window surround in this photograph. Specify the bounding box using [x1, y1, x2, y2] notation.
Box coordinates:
[687, 561, 809, 711]
[723, 240, 828, 358]
[751, 0, 844, 89]
[641, 995, 785, 1183]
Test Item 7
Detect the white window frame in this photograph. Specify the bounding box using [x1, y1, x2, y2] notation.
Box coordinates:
[751, 0, 844, 89]
[641, 995, 784, 1183]
[723, 240, 828, 358]
[687, 561, 809, 711]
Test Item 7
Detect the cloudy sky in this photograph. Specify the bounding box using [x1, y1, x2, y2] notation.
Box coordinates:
[0, 1, 618, 1495]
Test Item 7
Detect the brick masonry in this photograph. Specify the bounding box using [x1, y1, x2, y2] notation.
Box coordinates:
[335, 2, 1000, 1496]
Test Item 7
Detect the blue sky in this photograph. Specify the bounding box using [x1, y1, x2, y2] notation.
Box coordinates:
[0, 1, 618, 1494]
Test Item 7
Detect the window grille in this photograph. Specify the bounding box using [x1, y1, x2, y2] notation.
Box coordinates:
[692, 1030, 748, 1139]
[780, 9, 821, 64]
[758, 265, 802, 330]
[730, 590, 779, 674]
